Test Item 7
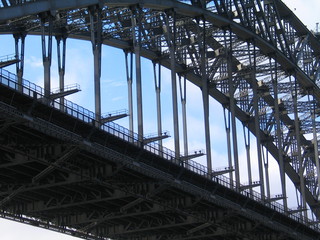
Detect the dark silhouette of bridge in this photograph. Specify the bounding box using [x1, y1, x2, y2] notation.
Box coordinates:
[0, 0, 319, 239]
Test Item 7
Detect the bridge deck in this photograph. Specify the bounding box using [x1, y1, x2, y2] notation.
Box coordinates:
[0, 70, 319, 239]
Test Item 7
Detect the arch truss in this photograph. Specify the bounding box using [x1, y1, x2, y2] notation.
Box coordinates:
[0, 0, 320, 239]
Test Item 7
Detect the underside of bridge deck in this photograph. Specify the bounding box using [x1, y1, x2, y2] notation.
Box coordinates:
[0, 67, 318, 240]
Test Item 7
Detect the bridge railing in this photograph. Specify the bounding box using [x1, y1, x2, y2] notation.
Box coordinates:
[0, 68, 318, 232]
[64, 100, 95, 122]
[0, 68, 44, 95]
[51, 83, 81, 94]
[0, 54, 17, 63]
[102, 109, 128, 118]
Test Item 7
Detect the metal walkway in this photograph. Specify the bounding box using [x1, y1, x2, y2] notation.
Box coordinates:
[0, 0, 320, 239]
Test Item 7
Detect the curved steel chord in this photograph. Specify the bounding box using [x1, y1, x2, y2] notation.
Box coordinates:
[0, 0, 319, 239]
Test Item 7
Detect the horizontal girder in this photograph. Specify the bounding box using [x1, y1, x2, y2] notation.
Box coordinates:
[0, 0, 320, 239]
[0, 72, 319, 239]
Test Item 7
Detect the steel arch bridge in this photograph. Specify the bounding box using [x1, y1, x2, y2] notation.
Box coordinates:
[0, 0, 319, 239]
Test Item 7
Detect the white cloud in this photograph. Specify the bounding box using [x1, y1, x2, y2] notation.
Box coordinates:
[25, 56, 42, 68]
[111, 96, 124, 102]
[102, 79, 126, 87]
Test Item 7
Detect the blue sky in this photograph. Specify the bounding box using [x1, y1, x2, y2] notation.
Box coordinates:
[0, 0, 319, 239]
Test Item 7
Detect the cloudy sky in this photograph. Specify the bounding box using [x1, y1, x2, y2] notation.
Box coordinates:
[0, 0, 319, 239]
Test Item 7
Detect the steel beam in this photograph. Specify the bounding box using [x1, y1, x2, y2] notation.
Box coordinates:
[165, 11, 180, 159]
[179, 74, 188, 158]
[310, 93, 320, 202]
[0, 96, 318, 239]
[13, 32, 26, 91]
[250, 41, 265, 199]
[243, 124, 253, 196]
[0, 0, 320, 234]
[56, 32, 67, 110]
[199, 18, 212, 172]
[40, 13, 53, 99]
[290, 75, 307, 219]
[89, 5, 102, 122]
[223, 107, 233, 184]
[132, 6, 144, 144]
[125, 50, 134, 136]
[154, 61, 163, 152]
[271, 57, 288, 211]
[225, 30, 240, 189]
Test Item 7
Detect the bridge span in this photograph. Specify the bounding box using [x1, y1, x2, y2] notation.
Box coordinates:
[0, 0, 320, 239]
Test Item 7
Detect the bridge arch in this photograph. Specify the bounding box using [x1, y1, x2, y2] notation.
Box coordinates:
[0, 0, 320, 238]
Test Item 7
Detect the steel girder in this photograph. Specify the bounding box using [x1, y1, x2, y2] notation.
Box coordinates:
[0, 89, 318, 240]
[0, 0, 320, 237]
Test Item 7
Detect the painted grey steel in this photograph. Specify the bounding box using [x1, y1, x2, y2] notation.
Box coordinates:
[291, 75, 308, 219]
[224, 107, 234, 185]
[165, 12, 180, 159]
[154, 61, 163, 151]
[310, 92, 320, 201]
[40, 15, 53, 98]
[0, 0, 320, 238]
[132, 7, 144, 143]
[199, 18, 212, 172]
[89, 6, 102, 121]
[272, 58, 288, 211]
[243, 124, 253, 196]
[263, 146, 271, 200]
[0, 65, 319, 239]
[56, 34, 67, 109]
[226, 30, 240, 189]
[249, 41, 266, 199]
[125, 50, 134, 135]
[14, 32, 25, 91]
[179, 74, 188, 158]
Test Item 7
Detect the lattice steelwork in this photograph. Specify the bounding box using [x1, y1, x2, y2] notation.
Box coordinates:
[0, 0, 320, 239]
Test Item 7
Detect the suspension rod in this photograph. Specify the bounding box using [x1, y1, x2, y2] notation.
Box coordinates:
[223, 107, 233, 185]
[250, 40, 265, 199]
[309, 91, 320, 201]
[271, 57, 288, 211]
[89, 6, 102, 122]
[243, 124, 253, 196]
[178, 74, 188, 158]
[13, 32, 26, 91]
[154, 61, 163, 152]
[290, 74, 307, 219]
[225, 30, 240, 188]
[132, 7, 144, 143]
[262, 145, 271, 199]
[56, 33, 67, 110]
[165, 11, 180, 159]
[199, 17, 212, 172]
[40, 14, 53, 99]
[125, 50, 134, 136]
